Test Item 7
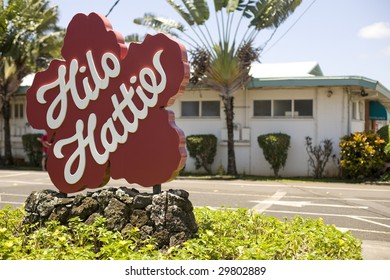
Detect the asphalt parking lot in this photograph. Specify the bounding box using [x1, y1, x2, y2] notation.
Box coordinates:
[1, 169, 390, 259]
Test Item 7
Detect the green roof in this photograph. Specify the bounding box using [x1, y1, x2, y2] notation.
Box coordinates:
[248, 75, 386, 90]
[248, 75, 390, 110]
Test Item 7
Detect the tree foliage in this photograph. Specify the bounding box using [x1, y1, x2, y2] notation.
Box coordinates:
[0, 0, 63, 165]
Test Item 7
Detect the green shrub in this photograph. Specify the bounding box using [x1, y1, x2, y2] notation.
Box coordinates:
[257, 133, 290, 177]
[0, 206, 362, 260]
[22, 133, 43, 167]
[339, 131, 385, 179]
[186, 134, 217, 174]
[305, 136, 333, 178]
[377, 125, 390, 161]
[169, 208, 362, 260]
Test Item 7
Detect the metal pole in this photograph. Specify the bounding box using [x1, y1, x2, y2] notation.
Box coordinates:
[153, 184, 161, 194]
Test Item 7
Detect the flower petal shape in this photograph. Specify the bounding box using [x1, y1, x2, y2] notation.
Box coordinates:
[26, 13, 189, 193]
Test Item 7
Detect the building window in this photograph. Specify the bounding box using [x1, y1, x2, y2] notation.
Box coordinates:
[352, 102, 359, 120]
[274, 100, 292, 117]
[352, 101, 364, 120]
[14, 103, 24, 119]
[181, 101, 220, 117]
[254, 100, 271, 116]
[181, 101, 199, 117]
[254, 99, 313, 118]
[294, 100, 313, 117]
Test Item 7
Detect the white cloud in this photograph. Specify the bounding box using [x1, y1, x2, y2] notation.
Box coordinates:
[358, 22, 390, 39]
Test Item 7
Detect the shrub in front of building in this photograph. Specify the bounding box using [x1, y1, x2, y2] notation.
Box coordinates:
[21, 133, 43, 167]
[186, 134, 217, 174]
[376, 124, 390, 161]
[304, 136, 333, 178]
[257, 133, 290, 177]
[339, 131, 385, 180]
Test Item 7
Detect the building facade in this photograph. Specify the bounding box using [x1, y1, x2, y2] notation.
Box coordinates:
[2, 63, 390, 177]
[169, 62, 390, 176]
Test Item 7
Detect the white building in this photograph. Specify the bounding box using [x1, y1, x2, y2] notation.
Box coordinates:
[168, 62, 390, 176]
[2, 62, 390, 177]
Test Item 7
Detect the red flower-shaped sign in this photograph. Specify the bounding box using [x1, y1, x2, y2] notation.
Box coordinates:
[26, 13, 189, 193]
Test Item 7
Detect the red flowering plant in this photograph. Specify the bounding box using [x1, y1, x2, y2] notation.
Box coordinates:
[26, 13, 189, 193]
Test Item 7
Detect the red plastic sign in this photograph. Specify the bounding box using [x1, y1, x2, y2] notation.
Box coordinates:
[26, 13, 189, 193]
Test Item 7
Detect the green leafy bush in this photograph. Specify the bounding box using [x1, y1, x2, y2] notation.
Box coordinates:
[169, 208, 362, 260]
[339, 131, 385, 179]
[377, 125, 390, 161]
[0, 206, 362, 260]
[186, 134, 217, 174]
[305, 136, 333, 178]
[257, 133, 290, 177]
[22, 133, 43, 167]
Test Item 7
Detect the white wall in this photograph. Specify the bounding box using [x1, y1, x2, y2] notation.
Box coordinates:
[171, 86, 353, 177]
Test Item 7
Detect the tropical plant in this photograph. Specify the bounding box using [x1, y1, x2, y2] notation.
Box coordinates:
[21, 133, 43, 167]
[257, 132, 290, 177]
[0, 206, 362, 260]
[339, 131, 385, 180]
[134, 0, 302, 175]
[305, 136, 333, 178]
[376, 124, 390, 161]
[0, 0, 63, 165]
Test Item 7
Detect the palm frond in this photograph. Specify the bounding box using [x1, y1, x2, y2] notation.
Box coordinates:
[133, 13, 184, 37]
[166, 0, 195, 26]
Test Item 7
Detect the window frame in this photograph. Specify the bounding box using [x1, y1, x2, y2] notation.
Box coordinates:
[181, 100, 221, 118]
[253, 99, 314, 118]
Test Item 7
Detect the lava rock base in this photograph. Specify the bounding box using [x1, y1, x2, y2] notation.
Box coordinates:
[22, 187, 198, 248]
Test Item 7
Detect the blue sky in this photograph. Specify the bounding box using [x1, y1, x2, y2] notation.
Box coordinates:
[48, 0, 390, 89]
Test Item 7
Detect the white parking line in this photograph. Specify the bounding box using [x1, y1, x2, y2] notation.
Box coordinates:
[250, 200, 369, 209]
[0, 201, 23, 205]
[224, 182, 390, 192]
[252, 191, 286, 213]
[351, 216, 390, 229]
[0, 180, 54, 186]
[264, 209, 390, 221]
[0, 193, 28, 197]
[0, 172, 32, 178]
[337, 227, 390, 235]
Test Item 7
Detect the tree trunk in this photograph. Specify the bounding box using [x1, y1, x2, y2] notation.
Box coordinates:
[2, 100, 14, 165]
[222, 95, 237, 175]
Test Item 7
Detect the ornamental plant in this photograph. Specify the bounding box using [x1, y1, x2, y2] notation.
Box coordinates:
[186, 134, 217, 174]
[376, 124, 390, 161]
[22, 133, 43, 167]
[304, 136, 333, 178]
[257, 133, 290, 177]
[0, 206, 362, 260]
[339, 131, 385, 179]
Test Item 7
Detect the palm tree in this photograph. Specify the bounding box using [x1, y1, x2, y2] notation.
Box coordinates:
[135, 0, 301, 175]
[0, 0, 63, 165]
